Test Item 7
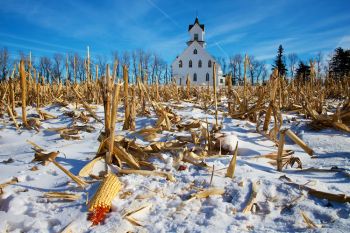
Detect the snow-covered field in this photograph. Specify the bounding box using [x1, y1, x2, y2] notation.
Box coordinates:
[0, 101, 349, 232]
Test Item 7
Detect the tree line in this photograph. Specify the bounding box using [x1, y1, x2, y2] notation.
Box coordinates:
[0, 45, 349, 84]
[0, 48, 171, 84]
[213, 45, 349, 85]
[271, 45, 349, 82]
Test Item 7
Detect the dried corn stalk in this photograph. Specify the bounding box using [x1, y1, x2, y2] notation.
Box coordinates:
[285, 129, 313, 156]
[32, 150, 87, 187]
[118, 169, 176, 182]
[183, 187, 225, 205]
[79, 157, 104, 177]
[0, 177, 18, 190]
[300, 211, 318, 229]
[122, 202, 152, 226]
[281, 175, 350, 203]
[242, 181, 259, 213]
[44, 192, 81, 201]
[113, 143, 140, 169]
[226, 142, 238, 178]
[107, 82, 121, 164]
[20, 60, 28, 127]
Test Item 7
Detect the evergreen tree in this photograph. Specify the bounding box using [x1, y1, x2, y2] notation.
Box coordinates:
[272, 45, 287, 77]
[329, 47, 350, 80]
[296, 61, 310, 82]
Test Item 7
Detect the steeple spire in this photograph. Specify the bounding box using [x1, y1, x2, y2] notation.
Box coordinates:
[188, 16, 205, 31]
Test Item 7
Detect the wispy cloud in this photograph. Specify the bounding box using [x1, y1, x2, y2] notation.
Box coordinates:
[0, 41, 64, 56]
[0, 0, 349, 65]
[0, 33, 85, 53]
[146, 0, 181, 28]
[337, 35, 350, 48]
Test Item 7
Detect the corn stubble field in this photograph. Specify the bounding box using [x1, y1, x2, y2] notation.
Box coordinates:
[0, 55, 349, 232]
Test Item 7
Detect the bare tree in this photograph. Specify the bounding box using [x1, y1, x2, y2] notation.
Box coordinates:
[215, 57, 227, 74]
[53, 53, 63, 83]
[315, 51, 323, 79]
[248, 56, 265, 85]
[96, 55, 107, 77]
[137, 49, 144, 79]
[75, 54, 85, 82]
[121, 51, 130, 67]
[121, 51, 130, 82]
[164, 64, 169, 84]
[18, 51, 31, 70]
[287, 53, 298, 78]
[261, 65, 268, 84]
[150, 53, 159, 84]
[232, 54, 242, 84]
[143, 51, 151, 82]
[131, 50, 138, 83]
[0, 47, 10, 80]
[229, 54, 240, 85]
[255, 61, 265, 84]
[40, 56, 52, 83]
[111, 50, 120, 78]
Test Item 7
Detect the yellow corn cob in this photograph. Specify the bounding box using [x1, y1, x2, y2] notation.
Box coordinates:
[88, 173, 122, 225]
[88, 173, 122, 211]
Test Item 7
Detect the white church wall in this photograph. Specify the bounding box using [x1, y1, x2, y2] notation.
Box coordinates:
[171, 17, 225, 86]
[172, 41, 224, 86]
[189, 24, 204, 42]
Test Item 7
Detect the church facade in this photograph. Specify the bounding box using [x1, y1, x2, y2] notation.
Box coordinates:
[171, 17, 224, 86]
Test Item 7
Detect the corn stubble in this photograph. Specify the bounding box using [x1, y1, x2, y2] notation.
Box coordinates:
[0, 53, 349, 228]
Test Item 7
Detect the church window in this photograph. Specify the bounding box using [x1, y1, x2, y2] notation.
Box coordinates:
[193, 73, 197, 82]
[189, 60, 192, 68]
[220, 78, 223, 84]
[179, 60, 182, 68]
[194, 33, 198, 41]
[206, 73, 210, 81]
[198, 60, 202, 68]
[193, 49, 197, 54]
[208, 60, 212, 67]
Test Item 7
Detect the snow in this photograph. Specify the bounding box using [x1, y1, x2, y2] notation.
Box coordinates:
[0, 101, 349, 232]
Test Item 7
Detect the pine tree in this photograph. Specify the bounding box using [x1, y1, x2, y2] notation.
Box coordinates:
[272, 45, 287, 77]
[329, 47, 350, 80]
[295, 61, 310, 82]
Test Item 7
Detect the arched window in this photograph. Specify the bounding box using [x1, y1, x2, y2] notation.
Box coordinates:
[206, 73, 210, 81]
[198, 60, 202, 68]
[208, 60, 212, 68]
[193, 49, 197, 54]
[179, 60, 182, 68]
[189, 60, 192, 68]
[193, 73, 197, 82]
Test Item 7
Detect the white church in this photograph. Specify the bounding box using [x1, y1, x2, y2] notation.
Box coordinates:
[172, 17, 224, 86]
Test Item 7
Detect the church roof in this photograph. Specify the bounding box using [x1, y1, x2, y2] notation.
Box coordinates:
[188, 17, 205, 31]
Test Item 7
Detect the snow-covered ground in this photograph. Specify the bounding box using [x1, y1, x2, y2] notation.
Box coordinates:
[0, 101, 349, 232]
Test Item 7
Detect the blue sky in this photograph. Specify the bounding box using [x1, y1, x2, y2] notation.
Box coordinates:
[0, 0, 349, 66]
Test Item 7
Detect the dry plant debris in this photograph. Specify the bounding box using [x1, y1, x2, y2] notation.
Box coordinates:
[0, 55, 349, 232]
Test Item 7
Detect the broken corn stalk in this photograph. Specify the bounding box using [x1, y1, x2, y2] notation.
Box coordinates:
[185, 187, 225, 204]
[300, 211, 318, 228]
[118, 169, 176, 182]
[88, 173, 122, 225]
[79, 157, 104, 177]
[242, 181, 259, 213]
[226, 142, 238, 178]
[44, 192, 80, 201]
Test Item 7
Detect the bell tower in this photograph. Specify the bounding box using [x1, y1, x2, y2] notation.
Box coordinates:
[187, 17, 205, 47]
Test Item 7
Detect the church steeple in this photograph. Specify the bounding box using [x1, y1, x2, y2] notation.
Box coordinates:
[187, 17, 205, 47]
[188, 17, 205, 31]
